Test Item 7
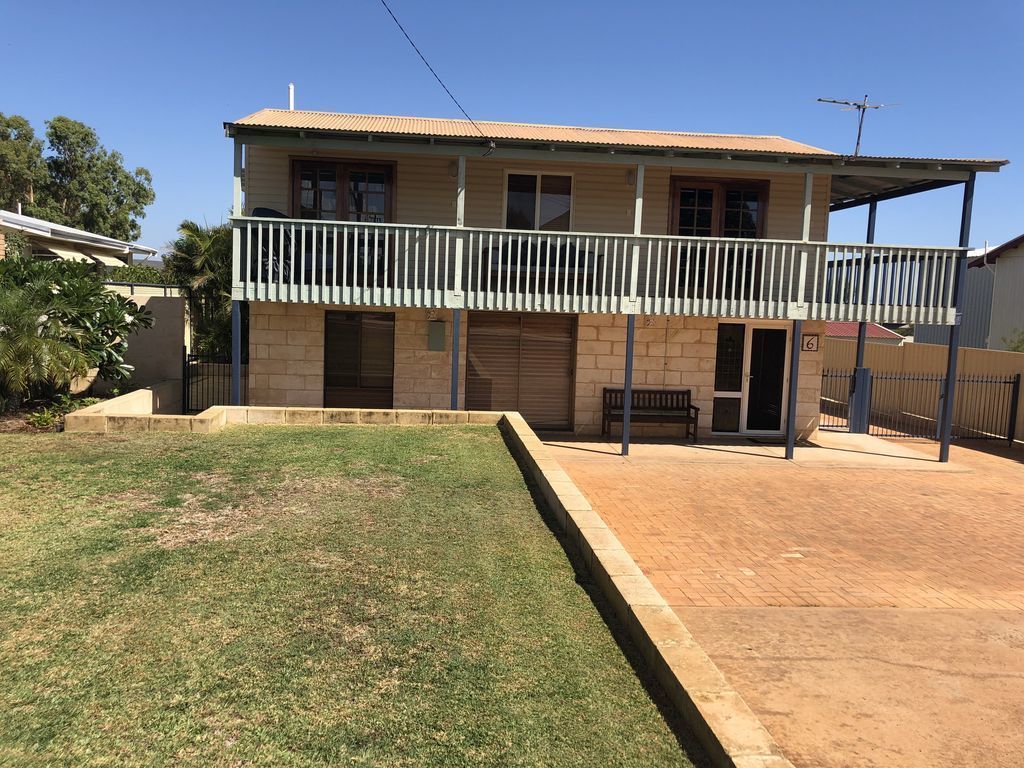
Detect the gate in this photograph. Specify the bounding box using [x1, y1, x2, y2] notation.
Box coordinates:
[182, 348, 248, 414]
[820, 369, 1020, 444]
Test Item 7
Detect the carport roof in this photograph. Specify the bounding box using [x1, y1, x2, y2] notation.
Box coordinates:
[0, 210, 157, 259]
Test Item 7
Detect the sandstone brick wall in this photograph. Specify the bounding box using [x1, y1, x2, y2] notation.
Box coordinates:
[248, 301, 823, 440]
[248, 302, 467, 409]
[573, 315, 824, 439]
[795, 319, 826, 441]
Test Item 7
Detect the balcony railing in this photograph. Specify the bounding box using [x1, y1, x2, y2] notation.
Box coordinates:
[231, 216, 963, 324]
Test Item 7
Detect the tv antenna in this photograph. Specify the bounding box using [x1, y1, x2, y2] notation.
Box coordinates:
[817, 94, 897, 156]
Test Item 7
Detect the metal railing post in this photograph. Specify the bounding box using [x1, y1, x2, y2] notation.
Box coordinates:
[231, 300, 242, 406]
[232, 141, 244, 300]
[939, 173, 975, 462]
[622, 313, 636, 456]
[785, 319, 803, 460]
[181, 345, 188, 415]
[850, 201, 876, 432]
[1008, 373, 1021, 448]
[450, 309, 461, 410]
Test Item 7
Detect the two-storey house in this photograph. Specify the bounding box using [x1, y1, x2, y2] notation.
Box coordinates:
[224, 108, 1004, 459]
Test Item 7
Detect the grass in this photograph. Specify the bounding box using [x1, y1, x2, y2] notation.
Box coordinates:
[0, 425, 700, 767]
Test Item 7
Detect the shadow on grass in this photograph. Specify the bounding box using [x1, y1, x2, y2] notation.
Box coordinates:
[500, 428, 714, 768]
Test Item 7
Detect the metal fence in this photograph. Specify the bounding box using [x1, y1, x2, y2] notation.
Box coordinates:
[820, 369, 1020, 444]
[182, 348, 247, 414]
[819, 369, 853, 431]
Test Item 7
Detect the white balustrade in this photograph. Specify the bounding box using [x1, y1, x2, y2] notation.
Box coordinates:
[232, 216, 962, 324]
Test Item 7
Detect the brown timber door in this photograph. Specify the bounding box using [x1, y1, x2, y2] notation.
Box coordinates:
[466, 312, 576, 430]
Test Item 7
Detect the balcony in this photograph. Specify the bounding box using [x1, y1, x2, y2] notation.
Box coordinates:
[231, 216, 963, 325]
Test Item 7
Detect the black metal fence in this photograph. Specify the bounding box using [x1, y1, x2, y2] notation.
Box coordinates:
[820, 369, 1020, 444]
[820, 369, 853, 431]
[182, 348, 248, 414]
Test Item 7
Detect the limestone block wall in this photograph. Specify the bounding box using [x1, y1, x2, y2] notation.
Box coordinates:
[794, 320, 826, 441]
[573, 315, 824, 439]
[247, 302, 467, 409]
[248, 301, 824, 439]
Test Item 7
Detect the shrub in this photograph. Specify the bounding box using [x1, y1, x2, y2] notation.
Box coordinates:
[109, 264, 174, 285]
[25, 394, 102, 429]
[0, 285, 90, 411]
[0, 256, 153, 410]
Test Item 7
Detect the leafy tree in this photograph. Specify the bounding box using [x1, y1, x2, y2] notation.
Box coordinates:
[0, 257, 153, 410]
[0, 114, 45, 212]
[1003, 329, 1024, 353]
[0, 114, 154, 241]
[164, 220, 235, 355]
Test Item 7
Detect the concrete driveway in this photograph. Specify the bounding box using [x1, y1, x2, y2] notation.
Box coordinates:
[547, 433, 1024, 768]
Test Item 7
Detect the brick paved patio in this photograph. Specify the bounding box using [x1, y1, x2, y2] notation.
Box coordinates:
[549, 435, 1024, 611]
[547, 434, 1024, 768]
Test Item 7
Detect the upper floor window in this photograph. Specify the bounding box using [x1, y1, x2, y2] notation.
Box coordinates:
[671, 179, 767, 238]
[347, 167, 390, 223]
[296, 162, 338, 220]
[505, 173, 572, 231]
[293, 160, 393, 222]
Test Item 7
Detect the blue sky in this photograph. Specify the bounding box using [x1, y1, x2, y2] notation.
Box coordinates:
[3, 0, 1020, 255]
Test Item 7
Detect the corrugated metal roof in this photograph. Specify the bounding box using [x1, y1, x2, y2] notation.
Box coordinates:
[230, 108, 836, 155]
[967, 233, 1024, 268]
[0, 209, 157, 255]
[826, 321, 904, 340]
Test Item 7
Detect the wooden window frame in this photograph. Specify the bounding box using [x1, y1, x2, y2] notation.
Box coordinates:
[290, 157, 397, 222]
[668, 177, 769, 239]
[501, 170, 575, 232]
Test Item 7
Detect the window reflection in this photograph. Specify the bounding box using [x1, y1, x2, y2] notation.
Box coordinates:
[505, 173, 572, 231]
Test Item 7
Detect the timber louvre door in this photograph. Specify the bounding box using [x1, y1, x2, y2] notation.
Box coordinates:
[466, 312, 576, 430]
[324, 311, 395, 408]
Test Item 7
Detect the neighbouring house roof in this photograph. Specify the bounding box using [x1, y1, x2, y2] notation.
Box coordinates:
[967, 233, 1024, 268]
[826, 321, 904, 341]
[226, 108, 1007, 212]
[0, 210, 157, 266]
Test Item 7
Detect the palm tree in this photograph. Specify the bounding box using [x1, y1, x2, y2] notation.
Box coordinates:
[164, 220, 234, 356]
[0, 285, 89, 410]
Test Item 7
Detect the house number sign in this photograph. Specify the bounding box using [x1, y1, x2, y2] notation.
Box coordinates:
[801, 334, 820, 352]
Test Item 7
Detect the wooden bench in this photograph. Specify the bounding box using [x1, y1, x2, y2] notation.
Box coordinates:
[602, 388, 700, 442]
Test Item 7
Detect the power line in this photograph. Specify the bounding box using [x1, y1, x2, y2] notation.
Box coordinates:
[378, 0, 491, 148]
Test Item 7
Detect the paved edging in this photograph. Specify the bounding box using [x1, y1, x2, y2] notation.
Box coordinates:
[499, 412, 795, 768]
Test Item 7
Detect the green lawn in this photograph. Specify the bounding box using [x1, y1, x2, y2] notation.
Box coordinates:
[0, 426, 700, 767]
